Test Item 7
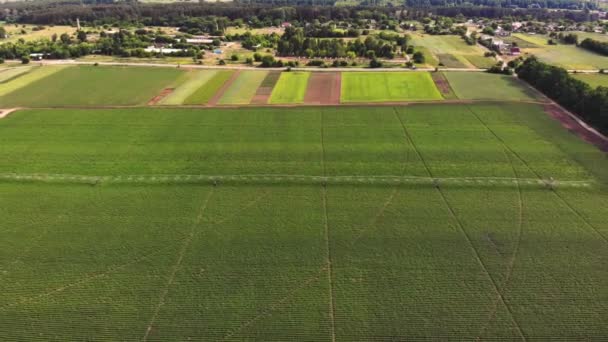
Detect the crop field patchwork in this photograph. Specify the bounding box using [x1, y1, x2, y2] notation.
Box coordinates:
[183, 70, 234, 105]
[341, 72, 442, 102]
[444, 72, 538, 101]
[218, 71, 268, 105]
[0, 66, 183, 107]
[0, 101, 607, 340]
[269, 72, 311, 104]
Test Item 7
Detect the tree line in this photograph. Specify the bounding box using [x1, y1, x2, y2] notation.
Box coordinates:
[579, 38, 608, 57]
[276, 27, 408, 58]
[516, 57, 608, 135]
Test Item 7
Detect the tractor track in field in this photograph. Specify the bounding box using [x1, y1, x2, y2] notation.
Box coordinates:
[143, 189, 215, 341]
[468, 107, 526, 340]
[395, 106, 527, 340]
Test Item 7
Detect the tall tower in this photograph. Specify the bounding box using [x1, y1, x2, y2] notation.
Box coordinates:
[77, 18, 81, 31]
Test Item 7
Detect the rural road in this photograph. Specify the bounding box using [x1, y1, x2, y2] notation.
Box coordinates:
[34, 59, 490, 72]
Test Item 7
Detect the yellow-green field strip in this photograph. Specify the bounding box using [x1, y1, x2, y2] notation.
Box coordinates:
[158, 70, 218, 105]
[218, 71, 269, 105]
[0, 67, 33, 83]
[0, 66, 66, 97]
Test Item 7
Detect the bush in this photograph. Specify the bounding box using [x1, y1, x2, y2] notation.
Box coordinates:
[21, 56, 30, 64]
[0, 58, 4, 64]
[339, 60, 348, 67]
[218, 59, 226, 65]
[369, 59, 383, 68]
[253, 53, 262, 62]
[230, 54, 239, 61]
[332, 60, 339, 67]
[412, 51, 425, 64]
[245, 57, 253, 65]
[306, 59, 325, 67]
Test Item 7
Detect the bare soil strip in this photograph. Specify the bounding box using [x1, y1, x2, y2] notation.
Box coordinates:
[431, 72, 457, 99]
[207, 70, 241, 106]
[147, 88, 174, 106]
[304, 72, 341, 105]
[250, 71, 281, 105]
[544, 104, 608, 152]
[0, 108, 21, 119]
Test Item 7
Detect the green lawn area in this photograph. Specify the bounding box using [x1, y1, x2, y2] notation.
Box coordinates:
[513, 33, 608, 70]
[183, 70, 234, 105]
[159, 70, 219, 105]
[0, 66, 183, 107]
[269, 72, 311, 104]
[0, 103, 607, 340]
[218, 70, 268, 105]
[572, 73, 608, 88]
[444, 72, 538, 101]
[341, 72, 442, 102]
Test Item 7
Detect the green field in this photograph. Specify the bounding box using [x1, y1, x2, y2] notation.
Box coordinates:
[159, 70, 219, 105]
[269, 72, 310, 104]
[0, 103, 606, 340]
[219, 71, 268, 105]
[0, 66, 183, 107]
[513, 33, 608, 70]
[444, 72, 538, 101]
[341, 72, 442, 102]
[572, 73, 608, 88]
[183, 70, 234, 105]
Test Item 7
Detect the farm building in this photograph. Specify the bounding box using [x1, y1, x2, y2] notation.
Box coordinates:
[510, 47, 521, 56]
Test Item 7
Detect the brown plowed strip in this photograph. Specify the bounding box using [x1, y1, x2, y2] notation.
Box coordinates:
[544, 104, 608, 152]
[250, 71, 281, 105]
[147, 88, 174, 105]
[304, 72, 341, 105]
[207, 70, 241, 106]
[0, 108, 21, 119]
[431, 72, 457, 99]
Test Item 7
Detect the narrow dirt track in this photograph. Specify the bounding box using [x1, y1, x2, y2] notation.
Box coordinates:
[147, 88, 174, 105]
[207, 70, 241, 106]
[0, 108, 21, 119]
[304, 72, 341, 105]
[544, 104, 608, 152]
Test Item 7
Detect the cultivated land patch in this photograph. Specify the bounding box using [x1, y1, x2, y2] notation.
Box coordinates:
[251, 71, 281, 104]
[464, 55, 497, 69]
[0, 65, 66, 98]
[0, 66, 183, 107]
[269, 72, 311, 104]
[304, 72, 341, 105]
[218, 71, 268, 105]
[158, 70, 218, 105]
[571, 73, 608, 88]
[183, 70, 234, 105]
[411, 33, 489, 68]
[513, 33, 608, 70]
[444, 72, 538, 101]
[0, 103, 606, 340]
[341, 72, 443, 102]
[208, 70, 242, 106]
